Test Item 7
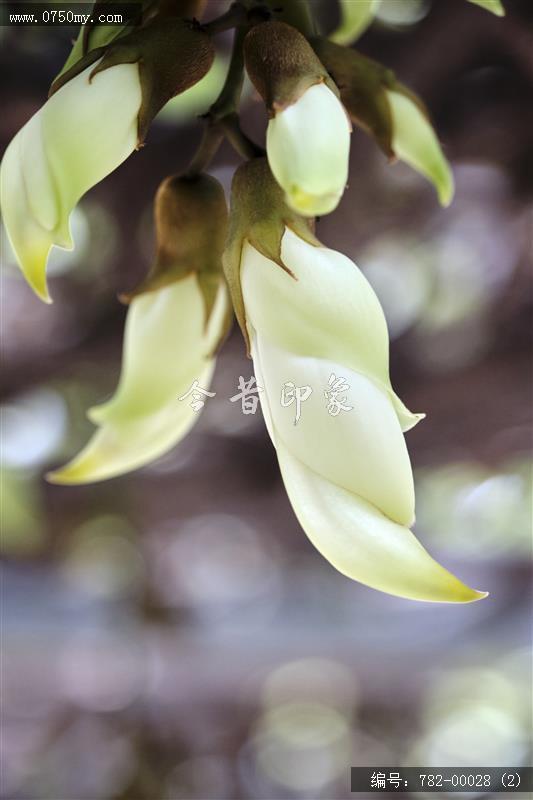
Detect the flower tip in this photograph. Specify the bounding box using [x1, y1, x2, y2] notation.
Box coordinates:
[437, 167, 455, 207]
[28, 275, 53, 304]
[286, 187, 342, 218]
[445, 584, 489, 604]
[16, 243, 54, 302]
[45, 465, 84, 485]
[46, 448, 106, 485]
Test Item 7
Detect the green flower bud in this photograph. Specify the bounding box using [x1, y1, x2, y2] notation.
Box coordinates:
[48, 174, 230, 484]
[0, 18, 214, 302]
[313, 39, 454, 206]
[244, 21, 351, 217]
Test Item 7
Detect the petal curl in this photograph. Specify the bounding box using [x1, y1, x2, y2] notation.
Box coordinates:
[276, 441, 487, 603]
[48, 276, 228, 484]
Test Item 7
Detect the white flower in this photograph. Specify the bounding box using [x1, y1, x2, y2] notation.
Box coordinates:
[47, 276, 228, 484]
[241, 227, 486, 602]
[266, 83, 351, 217]
[386, 89, 454, 207]
[0, 59, 142, 302]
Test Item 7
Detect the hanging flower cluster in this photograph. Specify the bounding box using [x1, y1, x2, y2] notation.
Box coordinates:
[1, 0, 504, 602]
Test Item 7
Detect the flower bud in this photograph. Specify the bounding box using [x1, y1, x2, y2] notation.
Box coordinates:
[313, 39, 454, 206]
[225, 161, 486, 602]
[0, 18, 214, 302]
[244, 21, 351, 217]
[330, 0, 380, 45]
[48, 174, 230, 484]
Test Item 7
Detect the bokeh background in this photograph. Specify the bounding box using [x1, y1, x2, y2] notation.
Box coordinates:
[1, 1, 532, 798]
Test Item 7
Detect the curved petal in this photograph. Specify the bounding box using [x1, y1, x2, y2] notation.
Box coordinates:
[241, 232, 424, 430]
[89, 276, 219, 423]
[47, 361, 214, 484]
[466, 0, 504, 15]
[387, 89, 454, 207]
[0, 60, 141, 302]
[1, 132, 55, 302]
[266, 84, 351, 217]
[276, 441, 487, 603]
[41, 61, 141, 216]
[48, 277, 228, 484]
[254, 333, 415, 526]
[330, 0, 381, 46]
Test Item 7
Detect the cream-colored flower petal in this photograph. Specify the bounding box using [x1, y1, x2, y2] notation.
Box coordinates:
[89, 276, 222, 423]
[276, 441, 487, 603]
[467, 0, 504, 15]
[242, 233, 389, 379]
[0, 60, 141, 302]
[254, 333, 415, 526]
[266, 83, 351, 217]
[387, 89, 454, 207]
[241, 232, 424, 431]
[330, 0, 381, 45]
[1, 132, 54, 302]
[47, 361, 214, 484]
[48, 278, 228, 484]
[20, 114, 58, 232]
[41, 61, 141, 217]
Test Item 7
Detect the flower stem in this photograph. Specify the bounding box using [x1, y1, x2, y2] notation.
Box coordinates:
[210, 24, 247, 120]
[265, 0, 316, 36]
[202, 2, 248, 36]
[220, 112, 264, 159]
[187, 17, 264, 175]
[185, 123, 225, 176]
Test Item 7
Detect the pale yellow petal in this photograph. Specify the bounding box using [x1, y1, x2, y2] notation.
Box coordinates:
[266, 84, 351, 217]
[48, 278, 228, 483]
[387, 89, 454, 207]
[47, 361, 214, 484]
[0, 59, 141, 302]
[330, 0, 381, 45]
[466, 0, 504, 15]
[242, 233, 424, 431]
[276, 441, 487, 603]
[254, 333, 415, 526]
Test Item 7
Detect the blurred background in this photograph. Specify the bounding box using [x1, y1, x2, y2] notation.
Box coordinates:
[1, 0, 532, 798]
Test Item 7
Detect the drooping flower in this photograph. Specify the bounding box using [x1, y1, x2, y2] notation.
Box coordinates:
[244, 20, 351, 217]
[0, 19, 214, 302]
[224, 160, 486, 602]
[48, 174, 230, 484]
[1, 61, 141, 302]
[313, 39, 454, 206]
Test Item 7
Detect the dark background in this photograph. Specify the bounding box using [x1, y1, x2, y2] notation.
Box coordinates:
[1, 1, 532, 798]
